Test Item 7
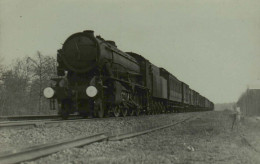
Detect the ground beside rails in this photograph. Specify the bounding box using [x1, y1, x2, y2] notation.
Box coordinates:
[0, 114, 195, 164]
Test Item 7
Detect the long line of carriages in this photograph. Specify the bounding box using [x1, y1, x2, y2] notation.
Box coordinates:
[127, 52, 214, 113]
[150, 64, 214, 112]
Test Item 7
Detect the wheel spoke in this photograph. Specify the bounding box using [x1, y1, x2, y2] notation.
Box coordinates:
[129, 108, 135, 116]
[113, 106, 120, 117]
[135, 108, 140, 116]
[121, 108, 128, 117]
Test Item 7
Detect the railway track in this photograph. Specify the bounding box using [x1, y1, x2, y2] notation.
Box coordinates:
[0, 115, 149, 129]
[0, 113, 121, 129]
[0, 115, 61, 121]
[0, 114, 86, 122]
[0, 113, 182, 129]
[0, 117, 107, 129]
[0, 115, 194, 164]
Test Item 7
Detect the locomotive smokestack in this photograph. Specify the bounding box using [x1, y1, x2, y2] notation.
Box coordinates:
[83, 30, 94, 37]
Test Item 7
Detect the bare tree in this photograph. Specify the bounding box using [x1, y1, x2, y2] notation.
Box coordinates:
[0, 52, 56, 115]
[26, 51, 56, 113]
[0, 59, 30, 115]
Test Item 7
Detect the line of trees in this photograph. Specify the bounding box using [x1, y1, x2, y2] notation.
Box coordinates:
[0, 52, 57, 115]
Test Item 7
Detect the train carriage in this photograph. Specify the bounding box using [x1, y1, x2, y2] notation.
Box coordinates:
[168, 73, 182, 104]
[151, 64, 167, 99]
[190, 89, 199, 110]
[194, 91, 199, 107]
[182, 82, 191, 107]
[159, 68, 182, 112]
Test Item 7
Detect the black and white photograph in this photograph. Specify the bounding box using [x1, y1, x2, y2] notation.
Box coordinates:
[0, 0, 259, 163]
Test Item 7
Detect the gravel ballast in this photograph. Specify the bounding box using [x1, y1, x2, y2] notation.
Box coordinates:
[0, 112, 193, 153]
[19, 111, 260, 164]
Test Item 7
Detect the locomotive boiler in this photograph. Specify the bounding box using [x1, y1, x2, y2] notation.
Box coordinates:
[44, 30, 214, 119]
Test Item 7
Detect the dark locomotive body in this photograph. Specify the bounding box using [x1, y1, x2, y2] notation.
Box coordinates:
[44, 30, 214, 118]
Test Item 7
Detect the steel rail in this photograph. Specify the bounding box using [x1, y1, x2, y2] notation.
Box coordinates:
[0, 115, 194, 164]
[0, 117, 99, 129]
[0, 115, 61, 121]
[109, 116, 193, 141]
[0, 133, 108, 164]
[0, 113, 179, 129]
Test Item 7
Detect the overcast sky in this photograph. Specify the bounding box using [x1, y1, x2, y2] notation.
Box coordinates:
[0, 0, 260, 103]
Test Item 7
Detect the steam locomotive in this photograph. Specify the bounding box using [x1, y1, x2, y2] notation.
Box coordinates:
[43, 30, 214, 119]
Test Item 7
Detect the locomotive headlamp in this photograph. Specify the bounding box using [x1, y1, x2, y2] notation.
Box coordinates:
[86, 86, 98, 97]
[43, 87, 55, 99]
